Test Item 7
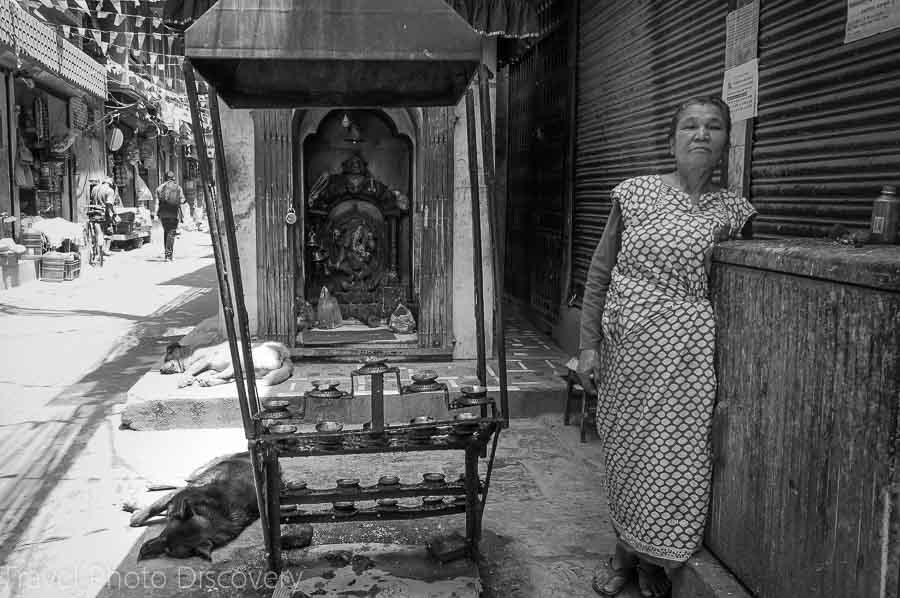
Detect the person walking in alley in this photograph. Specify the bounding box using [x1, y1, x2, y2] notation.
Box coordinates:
[154, 170, 185, 261]
[578, 96, 756, 598]
[87, 177, 120, 258]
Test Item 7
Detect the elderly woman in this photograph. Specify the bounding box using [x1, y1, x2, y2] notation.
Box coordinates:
[579, 96, 756, 598]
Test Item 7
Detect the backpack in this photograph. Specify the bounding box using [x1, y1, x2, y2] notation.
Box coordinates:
[161, 182, 181, 207]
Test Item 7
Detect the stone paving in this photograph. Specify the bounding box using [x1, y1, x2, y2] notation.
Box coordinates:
[0, 224, 738, 598]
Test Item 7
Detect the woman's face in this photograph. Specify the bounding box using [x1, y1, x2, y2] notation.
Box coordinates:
[669, 103, 728, 169]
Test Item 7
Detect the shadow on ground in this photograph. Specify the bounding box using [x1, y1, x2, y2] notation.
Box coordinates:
[0, 266, 218, 566]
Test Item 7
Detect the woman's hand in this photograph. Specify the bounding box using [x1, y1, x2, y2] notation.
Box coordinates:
[576, 348, 599, 391]
[577, 348, 599, 372]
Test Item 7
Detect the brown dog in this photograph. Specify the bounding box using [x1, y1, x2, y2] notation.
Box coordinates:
[131, 452, 313, 561]
[160, 340, 293, 388]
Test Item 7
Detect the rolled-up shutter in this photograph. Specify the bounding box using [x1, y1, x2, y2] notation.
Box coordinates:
[750, 1, 900, 238]
[572, 0, 727, 297]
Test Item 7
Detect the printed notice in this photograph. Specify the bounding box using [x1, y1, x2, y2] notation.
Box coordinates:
[722, 59, 759, 123]
[845, 0, 900, 43]
[725, 1, 759, 70]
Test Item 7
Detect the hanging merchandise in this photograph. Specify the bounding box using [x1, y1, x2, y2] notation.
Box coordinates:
[33, 97, 50, 143]
[113, 154, 128, 187]
[68, 97, 89, 131]
[126, 139, 140, 164]
[108, 126, 124, 151]
[15, 133, 35, 190]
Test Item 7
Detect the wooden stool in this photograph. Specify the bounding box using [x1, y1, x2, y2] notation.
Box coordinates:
[562, 368, 598, 443]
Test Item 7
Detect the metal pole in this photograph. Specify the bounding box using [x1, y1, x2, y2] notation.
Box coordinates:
[477, 64, 509, 426]
[183, 61, 272, 563]
[207, 92, 261, 416]
[182, 60, 254, 439]
[465, 88, 487, 386]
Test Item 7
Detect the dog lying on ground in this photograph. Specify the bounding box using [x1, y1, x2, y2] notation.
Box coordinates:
[131, 452, 312, 560]
[160, 340, 293, 388]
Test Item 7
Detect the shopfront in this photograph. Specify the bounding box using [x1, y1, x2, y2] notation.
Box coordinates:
[14, 80, 77, 220]
[0, 0, 105, 288]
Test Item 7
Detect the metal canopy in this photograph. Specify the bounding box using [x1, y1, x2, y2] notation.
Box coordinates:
[185, 0, 484, 108]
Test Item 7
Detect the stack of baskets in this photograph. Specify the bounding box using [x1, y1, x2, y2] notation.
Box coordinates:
[39, 251, 80, 282]
[22, 231, 45, 256]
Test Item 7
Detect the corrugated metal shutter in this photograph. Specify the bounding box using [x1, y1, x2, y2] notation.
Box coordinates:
[751, 1, 900, 238]
[505, 0, 570, 327]
[572, 0, 727, 296]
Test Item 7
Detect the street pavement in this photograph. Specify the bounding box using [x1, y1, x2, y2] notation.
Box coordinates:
[0, 223, 645, 598]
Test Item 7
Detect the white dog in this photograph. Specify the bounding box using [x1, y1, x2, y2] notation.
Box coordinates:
[160, 340, 293, 388]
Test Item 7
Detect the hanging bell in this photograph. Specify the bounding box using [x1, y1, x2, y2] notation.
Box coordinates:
[285, 206, 298, 225]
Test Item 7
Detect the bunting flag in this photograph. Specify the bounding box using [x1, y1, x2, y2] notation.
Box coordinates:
[135, 16, 144, 27]
[136, 32, 145, 47]
[152, 17, 161, 27]
[61, 24, 70, 37]
[99, 40, 109, 54]
[124, 32, 134, 49]
[74, 0, 90, 11]
[97, 10, 109, 18]
[114, 14, 125, 26]
[110, 0, 122, 13]
[77, 26, 86, 36]
[91, 28, 103, 46]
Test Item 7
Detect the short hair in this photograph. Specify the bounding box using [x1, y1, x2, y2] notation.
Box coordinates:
[667, 96, 732, 142]
[166, 170, 176, 180]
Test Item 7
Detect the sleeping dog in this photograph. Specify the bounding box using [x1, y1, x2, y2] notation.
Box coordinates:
[161, 340, 293, 388]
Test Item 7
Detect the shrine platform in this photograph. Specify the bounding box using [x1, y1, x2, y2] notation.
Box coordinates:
[121, 316, 572, 431]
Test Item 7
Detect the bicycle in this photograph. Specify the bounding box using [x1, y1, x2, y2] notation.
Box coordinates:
[84, 220, 104, 267]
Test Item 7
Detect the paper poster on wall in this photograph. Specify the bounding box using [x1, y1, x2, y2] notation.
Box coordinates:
[845, 0, 900, 43]
[722, 59, 759, 123]
[725, 1, 759, 70]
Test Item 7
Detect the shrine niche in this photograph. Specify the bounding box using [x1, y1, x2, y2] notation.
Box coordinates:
[300, 110, 413, 341]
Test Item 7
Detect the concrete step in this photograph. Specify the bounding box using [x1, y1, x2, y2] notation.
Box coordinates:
[121, 361, 570, 431]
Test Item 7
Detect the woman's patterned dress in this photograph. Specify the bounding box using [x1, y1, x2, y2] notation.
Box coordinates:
[597, 175, 756, 562]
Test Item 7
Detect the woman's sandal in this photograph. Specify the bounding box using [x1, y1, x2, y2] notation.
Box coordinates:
[592, 555, 636, 597]
[636, 561, 672, 598]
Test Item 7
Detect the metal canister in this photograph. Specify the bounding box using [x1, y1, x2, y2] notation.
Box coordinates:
[870, 185, 899, 244]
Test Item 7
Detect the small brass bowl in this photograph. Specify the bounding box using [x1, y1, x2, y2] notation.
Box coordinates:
[410, 415, 436, 425]
[412, 369, 440, 383]
[455, 412, 479, 422]
[378, 475, 400, 486]
[316, 421, 344, 433]
[333, 501, 356, 511]
[268, 424, 297, 435]
[282, 480, 308, 491]
[423, 472, 446, 484]
[263, 398, 291, 410]
[422, 496, 444, 507]
[336, 478, 360, 489]
[460, 385, 488, 395]
[377, 498, 399, 510]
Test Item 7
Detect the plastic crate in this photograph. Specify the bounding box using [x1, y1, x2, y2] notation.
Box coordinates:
[39, 255, 66, 282]
[22, 231, 45, 256]
[64, 255, 80, 280]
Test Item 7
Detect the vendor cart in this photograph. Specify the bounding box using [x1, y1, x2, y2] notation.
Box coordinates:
[108, 226, 151, 249]
[178, 0, 537, 574]
[109, 208, 152, 249]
